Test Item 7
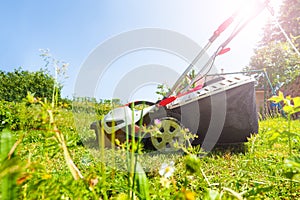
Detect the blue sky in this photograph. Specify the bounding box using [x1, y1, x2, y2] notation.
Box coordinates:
[0, 1, 279, 101]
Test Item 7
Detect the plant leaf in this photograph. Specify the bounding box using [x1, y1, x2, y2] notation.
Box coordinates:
[135, 162, 150, 200]
[268, 96, 282, 103]
[293, 97, 300, 108]
[285, 157, 300, 169]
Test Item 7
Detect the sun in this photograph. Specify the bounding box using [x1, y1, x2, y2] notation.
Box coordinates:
[221, 0, 282, 17]
[218, 0, 282, 44]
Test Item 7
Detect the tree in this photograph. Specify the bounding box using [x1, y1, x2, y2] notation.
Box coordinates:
[279, 0, 300, 46]
[247, 0, 300, 90]
[0, 68, 59, 102]
[259, 0, 300, 46]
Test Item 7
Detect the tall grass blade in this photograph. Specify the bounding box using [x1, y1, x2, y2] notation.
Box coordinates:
[0, 129, 17, 200]
[135, 162, 150, 200]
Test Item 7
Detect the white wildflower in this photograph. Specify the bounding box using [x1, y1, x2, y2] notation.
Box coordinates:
[159, 161, 175, 178]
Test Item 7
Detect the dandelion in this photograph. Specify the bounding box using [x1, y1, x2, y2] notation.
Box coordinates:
[42, 174, 51, 180]
[159, 161, 175, 178]
[184, 190, 195, 200]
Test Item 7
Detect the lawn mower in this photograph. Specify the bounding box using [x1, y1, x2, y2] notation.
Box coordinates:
[90, 1, 273, 151]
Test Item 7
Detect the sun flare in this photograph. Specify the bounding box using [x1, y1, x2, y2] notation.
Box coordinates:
[219, 0, 282, 43]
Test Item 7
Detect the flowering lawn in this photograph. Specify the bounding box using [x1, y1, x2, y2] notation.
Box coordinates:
[1, 93, 300, 199]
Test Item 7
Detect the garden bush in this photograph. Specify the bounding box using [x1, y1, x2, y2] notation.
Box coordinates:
[0, 68, 58, 102]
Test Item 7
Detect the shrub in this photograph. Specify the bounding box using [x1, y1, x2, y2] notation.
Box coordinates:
[0, 68, 58, 102]
[0, 100, 50, 131]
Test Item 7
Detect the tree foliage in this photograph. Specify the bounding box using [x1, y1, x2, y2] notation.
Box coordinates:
[260, 0, 300, 46]
[0, 68, 59, 102]
[247, 0, 300, 89]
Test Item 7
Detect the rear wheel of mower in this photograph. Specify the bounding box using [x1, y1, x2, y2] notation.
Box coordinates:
[150, 117, 184, 152]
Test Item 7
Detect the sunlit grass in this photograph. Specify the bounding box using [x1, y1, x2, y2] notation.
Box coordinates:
[1, 99, 300, 199]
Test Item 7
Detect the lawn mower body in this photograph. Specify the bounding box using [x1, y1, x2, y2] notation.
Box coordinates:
[163, 74, 258, 145]
[91, 74, 258, 149]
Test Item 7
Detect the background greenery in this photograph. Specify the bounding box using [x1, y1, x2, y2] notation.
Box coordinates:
[246, 0, 300, 90]
[0, 100, 299, 199]
[0, 68, 58, 102]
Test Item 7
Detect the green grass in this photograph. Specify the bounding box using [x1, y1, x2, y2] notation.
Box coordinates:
[1, 105, 300, 199]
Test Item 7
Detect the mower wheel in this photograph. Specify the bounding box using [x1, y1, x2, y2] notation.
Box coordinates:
[150, 117, 184, 152]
